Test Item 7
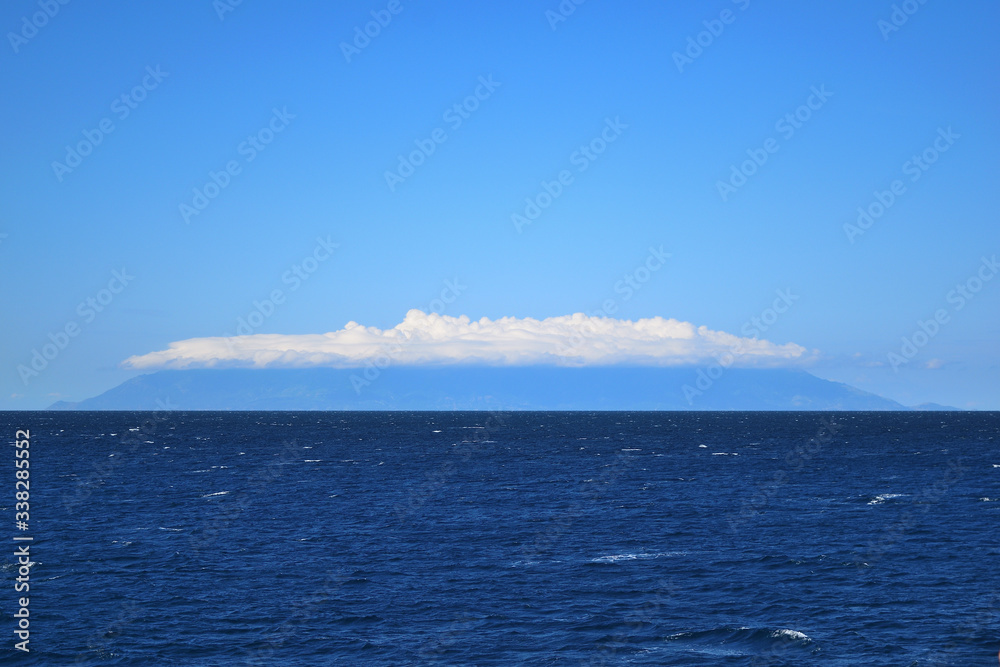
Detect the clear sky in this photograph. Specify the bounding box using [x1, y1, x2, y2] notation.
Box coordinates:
[2, 0, 998, 409]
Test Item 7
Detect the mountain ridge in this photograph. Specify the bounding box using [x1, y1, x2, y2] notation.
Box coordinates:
[45, 367, 943, 411]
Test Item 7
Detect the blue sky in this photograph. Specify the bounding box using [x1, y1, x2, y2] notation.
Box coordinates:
[2, 0, 998, 409]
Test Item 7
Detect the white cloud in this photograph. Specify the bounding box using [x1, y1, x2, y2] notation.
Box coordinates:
[123, 310, 809, 370]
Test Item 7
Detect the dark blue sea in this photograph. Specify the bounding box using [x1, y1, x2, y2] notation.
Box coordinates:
[2, 411, 998, 665]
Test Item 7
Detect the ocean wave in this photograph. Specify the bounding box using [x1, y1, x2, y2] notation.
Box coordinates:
[591, 551, 685, 564]
[868, 493, 907, 505]
[771, 628, 811, 642]
[665, 625, 813, 650]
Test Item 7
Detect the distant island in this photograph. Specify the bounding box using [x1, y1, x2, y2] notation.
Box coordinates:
[47, 367, 956, 411]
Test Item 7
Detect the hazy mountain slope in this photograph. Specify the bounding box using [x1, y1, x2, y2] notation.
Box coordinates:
[48, 367, 912, 411]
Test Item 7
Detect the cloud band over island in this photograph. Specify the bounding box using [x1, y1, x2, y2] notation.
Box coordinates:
[123, 310, 810, 370]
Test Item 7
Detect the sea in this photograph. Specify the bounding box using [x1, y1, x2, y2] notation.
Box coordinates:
[1, 411, 998, 665]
